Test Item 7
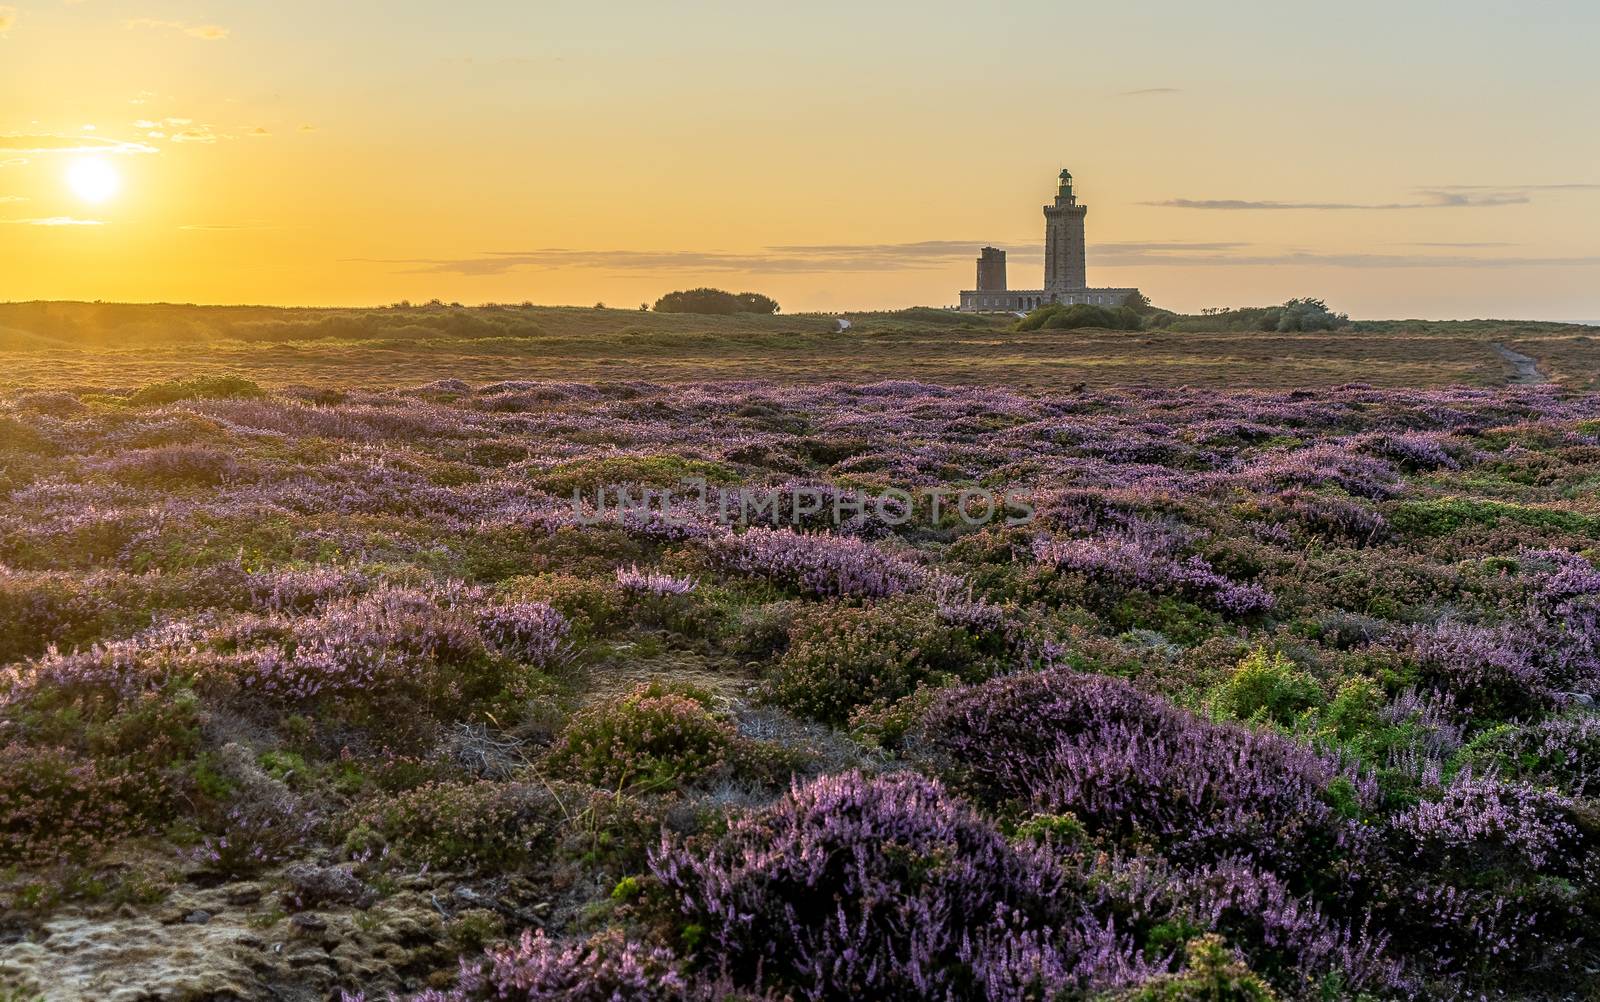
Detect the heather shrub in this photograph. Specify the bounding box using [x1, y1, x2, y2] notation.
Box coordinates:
[0, 743, 156, 866]
[221, 586, 512, 730]
[0, 570, 103, 663]
[1403, 620, 1549, 718]
[919, 671, 1378, 890]
[545, 682, 734, 792]
[127, 375, 265, 406]
[1382, 772, 1590, 978]
[765, 598, 996, 726]
[475, 600, 571, 668]
[346, 780, 559, 871]
[1207, 648, 1324, 728]
[1033, 532, 1273, 617]
[1458, 712, 1600, 798]
[712, 526, 925, 598]
[195, 795, 318, 877]
[650, 770, 1151, 999]
[99, 444, 244, 486]
[384, 928, 689, 1002]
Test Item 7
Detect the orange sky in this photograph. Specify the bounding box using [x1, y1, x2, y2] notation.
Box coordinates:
[4, 1, 1599, 320]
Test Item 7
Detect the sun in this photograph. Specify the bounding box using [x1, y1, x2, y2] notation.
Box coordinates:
[65, 158, 121, 204]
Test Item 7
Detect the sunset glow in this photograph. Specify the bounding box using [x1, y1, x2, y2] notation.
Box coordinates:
[2, 1, 1598, 319]
[65, 158, 121, 204]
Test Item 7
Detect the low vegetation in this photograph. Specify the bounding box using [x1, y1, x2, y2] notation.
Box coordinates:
[3, 376, 1599, 998]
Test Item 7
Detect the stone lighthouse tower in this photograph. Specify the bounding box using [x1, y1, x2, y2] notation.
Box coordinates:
[1043, 168, 1087, 292]
[956, 168, 1138, 312]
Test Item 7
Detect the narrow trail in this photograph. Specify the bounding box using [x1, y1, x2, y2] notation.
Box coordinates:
[1492, 343, 1549, 385]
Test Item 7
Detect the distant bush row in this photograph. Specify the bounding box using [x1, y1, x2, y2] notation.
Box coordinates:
[1151, 298, 1351, 333]
[653, 288, 779, 315]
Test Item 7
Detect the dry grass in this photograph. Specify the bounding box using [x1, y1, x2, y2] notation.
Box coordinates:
[0, 301, 1593, 390]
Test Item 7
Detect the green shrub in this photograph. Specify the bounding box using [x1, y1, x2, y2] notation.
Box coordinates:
[347, 780, 558, 871]
[127, 376, 265, 407]
[533, 454, 738, 496]
[1207, 648, 1324, 727]
[1122, 935, 1278, 1000]
[653, 288, 779, 315]
[765, 598, 996, 726]
[545, 681, 733, 792]
[501, 572, 621, 637]
[1390, 497, 1598, 538]
[1016, 303, 1140, 332]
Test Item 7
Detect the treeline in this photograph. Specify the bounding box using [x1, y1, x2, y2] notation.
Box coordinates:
[1016, 297, 1352, 334]
[1150, 298, 1350, 333]
[654, 288, 779, 315]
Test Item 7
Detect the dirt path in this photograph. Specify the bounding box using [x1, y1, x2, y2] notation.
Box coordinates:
[1493, 343, 1548, 384]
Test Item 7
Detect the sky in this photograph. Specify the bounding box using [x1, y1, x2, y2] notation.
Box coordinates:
[4, 0, 1599, 320]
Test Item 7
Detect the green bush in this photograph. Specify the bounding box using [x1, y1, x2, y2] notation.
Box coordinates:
[1122, 935, 1277, 1001]
[1016, 303, 1140, 332]
[653, 288, 779, 315]
[1207, 648, 1324, 727]
[347, 780, 558, 870]
[765, 598, 996, 725]
[127, 376, 265, 407]
[545, 681, 733, 792]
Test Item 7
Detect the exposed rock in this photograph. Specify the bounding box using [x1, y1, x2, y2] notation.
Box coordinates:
[0, 867, 451, 1002]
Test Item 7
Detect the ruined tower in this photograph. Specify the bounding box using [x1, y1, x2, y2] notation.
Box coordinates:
[975, 247, 1007, 291]
[1043, 168, 1087, 292]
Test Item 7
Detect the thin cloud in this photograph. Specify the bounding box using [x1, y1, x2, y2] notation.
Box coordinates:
[1090, 248, 1600, 269]
[1150, 184, 1600, 211]
[0, 133, 159, 155]
[0, 195, 24, 203]
[170, 126, 218, 144]
[1147, 191, 1529, 210]
[1404, 241, 1518, 248]
[1118, 87, 1181, 97]
[125, 18, 230, 40]
[359, 240, 1255, 277]
[1431, 183, 1600, 192]
[0, 6, 17, 35]
[178, 222, 277, 231]
[3, 217, 106, 226]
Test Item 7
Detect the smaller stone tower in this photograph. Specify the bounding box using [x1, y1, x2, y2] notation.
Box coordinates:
[976, 246, 1007, 291]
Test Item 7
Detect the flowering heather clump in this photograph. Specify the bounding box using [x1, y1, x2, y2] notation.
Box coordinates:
[1351, 430, 1465, 471]
[475, 600, 571, 667]
[1243, 443, 1402, 499]
[919, 670, 1377, 884]
[615, 564, 697, 595]
[1404, 619, 1549, 717]
[0, 742, 154, 866]
[1032, 531, 1273, 616]
[389, 929, 688, 1002]
[651, 770, 1152, 1000]
[1384, 771, 1586, 975]
[712, 526, 925, 598]
[194, 796, 318, 877]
